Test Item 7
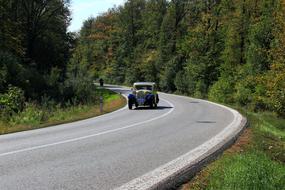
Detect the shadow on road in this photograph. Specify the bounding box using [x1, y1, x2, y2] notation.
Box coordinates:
[196, 121, 216, 124]
[133, 106, 173, 110]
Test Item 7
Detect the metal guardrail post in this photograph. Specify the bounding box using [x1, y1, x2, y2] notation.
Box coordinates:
[100, 96, 103, 113]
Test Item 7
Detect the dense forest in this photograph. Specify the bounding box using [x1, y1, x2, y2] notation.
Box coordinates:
[0, 0, 97, 121]
[74, 0, 285, 116]
[1, 0, 285, 119]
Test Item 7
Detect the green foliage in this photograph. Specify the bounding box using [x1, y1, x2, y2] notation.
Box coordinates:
[234, 75, 256, 106]
[208, 77, 235, 103]
[206, 152, 285, 190]
[262, 64, 285, 116]
[63, 57, 97, 104]
[0, 0, 23, 56]
[0, 0, 105, 123]
[2, 89, 122, 131]
[235, 82, 252, 106]
[246, 16, 274, 73]
[248, 111, 285, 162]
[174, 70, 189, 94]
[55, 0, 283, 118]
[0, 86, 25, 118]
[0, 51, 25, 91]
[0, 0, 73, 99]
[0, 56, 8, 91]
[1, 0, 284, 119]
[160, 56, 183, 92]
[70, 0, 285, 116]
[10, 104, 45, 126]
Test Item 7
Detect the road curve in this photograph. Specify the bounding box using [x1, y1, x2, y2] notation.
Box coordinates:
[0, 85, 244, 190]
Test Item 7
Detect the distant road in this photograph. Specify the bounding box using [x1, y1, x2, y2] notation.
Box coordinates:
[0, 85, 240, 190]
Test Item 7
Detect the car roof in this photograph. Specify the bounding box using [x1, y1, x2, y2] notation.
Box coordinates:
[133, 82, 155, 86]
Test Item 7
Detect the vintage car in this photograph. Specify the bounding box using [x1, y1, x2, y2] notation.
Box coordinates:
[128, 82, 159, 109]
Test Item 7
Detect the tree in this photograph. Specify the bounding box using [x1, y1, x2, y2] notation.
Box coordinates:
[0, 0, 73, 100]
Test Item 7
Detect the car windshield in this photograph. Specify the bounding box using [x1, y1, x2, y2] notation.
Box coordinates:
[135, 85, 152, 90]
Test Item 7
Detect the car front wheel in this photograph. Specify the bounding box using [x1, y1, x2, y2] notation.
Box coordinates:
[150, 101, 154, 108]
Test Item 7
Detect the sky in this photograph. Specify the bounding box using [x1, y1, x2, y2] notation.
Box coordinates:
[68, 0, 126, 32]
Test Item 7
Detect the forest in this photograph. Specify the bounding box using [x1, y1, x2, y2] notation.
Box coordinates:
[75, 0, 285, 116]
[0, 0, 99, 125]
[0, 0, 285, 122]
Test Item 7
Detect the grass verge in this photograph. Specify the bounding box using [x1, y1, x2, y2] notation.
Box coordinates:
[180, 109, 285, 190]
[0, 88, 126, 135]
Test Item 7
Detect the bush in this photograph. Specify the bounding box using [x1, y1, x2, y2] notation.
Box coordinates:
[235, 81, 253, 106]
[234, 76, 258, 107]
[0, 62, 8, 91]
[209, 77, 235, 103]
[62, 61, 97, 104]
[0, 51, 24, 91]
[0, 86, 25, 118]
[160, 57, 182, 92]
[194, 80, 208, 98]
[175, 70, 189, 94]
[10, 103, 45, 126]
[254, 63, 285, 116]
[264, 64, 285, 116]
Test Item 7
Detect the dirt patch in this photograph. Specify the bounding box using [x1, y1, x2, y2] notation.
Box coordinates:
[104, 96, 126, 113]
[225, 128, 252, 154]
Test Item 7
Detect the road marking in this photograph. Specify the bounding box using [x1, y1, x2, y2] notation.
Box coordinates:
[115, 93, 244, 190]
[0, 98, 175, 157]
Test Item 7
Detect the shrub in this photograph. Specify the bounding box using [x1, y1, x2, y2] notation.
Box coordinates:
[234, 76, 258, 107]
[10, 103, 45, 126]
[175, 70, 189, 95]
[209, 77, 235, 103]
[264, 64, 285, 116]
[160, 57, 182, 92]
[235, 81, 252, 106]
[0, 86, 25, 118]
[63, 61, 97, 104]
[0, 62, 7, 91]
[0, 51, 23, 91]
[254, 63, 285, 116]
[194, 80, 208, 98]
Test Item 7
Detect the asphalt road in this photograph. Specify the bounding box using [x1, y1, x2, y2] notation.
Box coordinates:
[0, 85, 234, 190]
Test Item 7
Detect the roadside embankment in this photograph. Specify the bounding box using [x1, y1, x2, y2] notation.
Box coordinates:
[180, 109, 285, 190]
[0, 88, 126, 135]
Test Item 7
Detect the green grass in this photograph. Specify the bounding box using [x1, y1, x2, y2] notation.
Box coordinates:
[0, 88, 126, 135]
[99, 88, 121, 102]
[206, 152, 285, 190]
[246, 111, 285, 163]
[182, 109, 285, 190]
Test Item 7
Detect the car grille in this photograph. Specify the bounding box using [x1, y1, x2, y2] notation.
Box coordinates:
[137, 91, 145, 99]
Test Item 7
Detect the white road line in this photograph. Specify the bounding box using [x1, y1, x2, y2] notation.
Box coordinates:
[0, 98, 175, 157]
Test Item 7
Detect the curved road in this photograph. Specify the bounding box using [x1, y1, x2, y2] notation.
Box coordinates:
[0, 85, 236, 190]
